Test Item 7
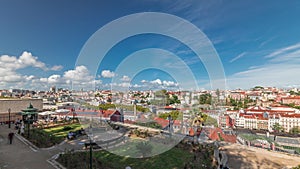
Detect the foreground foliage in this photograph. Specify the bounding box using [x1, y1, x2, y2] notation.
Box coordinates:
[57, 142, 216, 169]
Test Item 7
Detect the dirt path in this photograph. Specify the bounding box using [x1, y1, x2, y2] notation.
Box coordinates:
[223, 144, 300, 169]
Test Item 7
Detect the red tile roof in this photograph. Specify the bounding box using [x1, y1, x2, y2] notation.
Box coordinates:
[280, 114, 300, 118]
[204, 128, 236, 143]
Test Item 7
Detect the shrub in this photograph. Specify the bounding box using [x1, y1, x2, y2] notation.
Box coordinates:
[63, 126, 73, 131]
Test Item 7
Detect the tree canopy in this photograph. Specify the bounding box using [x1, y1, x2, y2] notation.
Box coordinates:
[158, 110, 183, 120]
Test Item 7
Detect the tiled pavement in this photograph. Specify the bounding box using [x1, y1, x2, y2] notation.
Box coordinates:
[0, 125, 69, 169]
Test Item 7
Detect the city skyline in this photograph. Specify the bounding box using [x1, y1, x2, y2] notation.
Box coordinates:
[1, 1, 300, 91]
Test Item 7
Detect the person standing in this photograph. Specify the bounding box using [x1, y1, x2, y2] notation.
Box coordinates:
[8, 132, 14, 144]
[20, 124, 25, 136]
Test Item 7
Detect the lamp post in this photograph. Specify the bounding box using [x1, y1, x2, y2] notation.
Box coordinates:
[168, 114, 172, 137]
[88, 125, 93, 169]
[72, 108, 75, 123]
[8, 108, 11, 128]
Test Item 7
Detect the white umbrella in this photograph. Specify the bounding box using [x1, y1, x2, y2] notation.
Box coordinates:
[38, 112, 47, 116]
[55, 109, 70, 113]
[39, 111, 56, 116]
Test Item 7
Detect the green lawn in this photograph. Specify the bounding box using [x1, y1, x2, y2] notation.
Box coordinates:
[107, 138, 176, 158]
[239, 133, 274, 143]
[43, 123, 83, 139]
[57, 143, 215, 169]
[25, 123, 84, 148]
[282, 145, 300, 154]
[95, 147, 193, 169]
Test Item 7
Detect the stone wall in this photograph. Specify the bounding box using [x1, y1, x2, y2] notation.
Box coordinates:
[0, 99, 43, 122]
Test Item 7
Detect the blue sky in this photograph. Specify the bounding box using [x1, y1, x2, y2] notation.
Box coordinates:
[1, 0, 300, 91]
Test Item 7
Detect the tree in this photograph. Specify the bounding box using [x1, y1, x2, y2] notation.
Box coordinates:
[290, 127, 300, 135]
[199, 94, 212, 105]
[273, 123, 283, 132]
[159, 110, 183, 120]
[98, 103, 116, 110]
[169, 94, 180, 105]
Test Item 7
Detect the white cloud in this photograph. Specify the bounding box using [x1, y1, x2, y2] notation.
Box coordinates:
[230, 52, 246, 63]
[118, 82, 131, 88]
[150, 79, 162, 85]
[139, 79, 179, 89]
[264, 43, 300, 58]
[24, 75, 35, 81]
[18, 51, 46, 70]
[50, 65, 63, 71]
[48, 74, 62, 84]
[121, 75, 130, 82]
[0, 51, 64, 89]
[64, 65, 93, 82]
[101, 70, 115, 78]
[225, 42, 300, 89]
[132, 84, 142, 88]
[163, 80, 178, 87]
[40, 78, 48, 83]
[227, 63, 300, 89]
[2, 74, 22, 82]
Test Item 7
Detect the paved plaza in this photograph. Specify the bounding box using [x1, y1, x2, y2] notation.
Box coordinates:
[0, 125, 57, 169]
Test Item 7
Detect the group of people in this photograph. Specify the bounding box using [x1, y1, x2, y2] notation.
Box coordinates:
[67, 128, 85, 140]
[14, 119, 25, 136]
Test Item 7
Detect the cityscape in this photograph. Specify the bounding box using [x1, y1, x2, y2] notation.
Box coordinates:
[1, 1, 300, 169]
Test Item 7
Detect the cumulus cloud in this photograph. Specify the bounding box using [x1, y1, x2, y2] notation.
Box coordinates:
[24, 75, 35, 81]
[118, 82, 131, 88]
[132, 84, 142, 88]
[50, 65, 63, 71]
[163, 80, 179, 87]
[0, 51, 64, 88]
[19, 51, 47, 70]
[48, 74, 62, 84]
[101, 70, 115, 78]
[64, 65, 93, 82]
[150, 79, 162, 85]
[121, 75, 130, 82]
[139, 79, 178, 89]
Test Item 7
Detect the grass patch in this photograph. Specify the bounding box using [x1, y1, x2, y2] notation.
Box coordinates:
[239, 133, 274, 143]
[57, 142, 215, 169]
[43, 123, 83, 140]
[107, 138, 174, 158]
[96, 147, 193, 169]
[24, 123, 83, 148]
[282, 145, 300, 154]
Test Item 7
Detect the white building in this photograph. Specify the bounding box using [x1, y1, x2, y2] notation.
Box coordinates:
[280, 114, 300, 132]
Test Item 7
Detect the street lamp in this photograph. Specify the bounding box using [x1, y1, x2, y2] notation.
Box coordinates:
[168, 114, 172, 137]
[8, 108, 11, 128]
[72, 108, 75, 123]
[87, 124, 93, 169]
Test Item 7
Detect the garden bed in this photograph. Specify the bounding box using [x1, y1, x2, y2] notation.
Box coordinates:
[23, 123, 83, 148]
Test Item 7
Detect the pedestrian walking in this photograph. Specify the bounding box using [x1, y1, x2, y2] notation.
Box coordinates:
[8, 132, 14, 144]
